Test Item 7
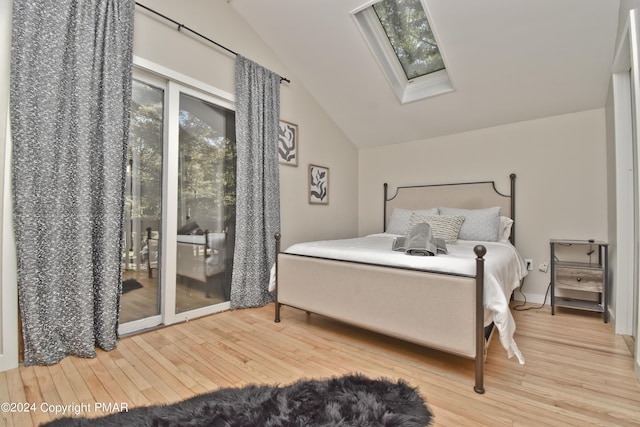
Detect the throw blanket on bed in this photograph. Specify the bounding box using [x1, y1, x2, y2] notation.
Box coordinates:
[392, 223, 447, 256]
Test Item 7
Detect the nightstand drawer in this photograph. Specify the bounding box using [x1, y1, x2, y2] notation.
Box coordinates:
[554, 267, 603, 292]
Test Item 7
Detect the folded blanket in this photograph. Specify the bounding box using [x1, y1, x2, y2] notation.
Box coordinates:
[392, 222, 447, 256]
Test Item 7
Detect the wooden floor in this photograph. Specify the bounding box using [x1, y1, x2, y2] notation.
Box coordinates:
[1, 303, 639, 426]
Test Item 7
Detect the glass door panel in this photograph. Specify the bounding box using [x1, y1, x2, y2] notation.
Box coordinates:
[176, 92, 235, 313]
[120, 79, 164, 325]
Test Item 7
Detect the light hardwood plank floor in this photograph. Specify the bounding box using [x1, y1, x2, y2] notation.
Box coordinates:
[1, 303, 639, 426]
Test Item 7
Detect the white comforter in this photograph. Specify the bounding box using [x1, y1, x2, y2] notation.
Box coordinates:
[272, 233, 527, 363]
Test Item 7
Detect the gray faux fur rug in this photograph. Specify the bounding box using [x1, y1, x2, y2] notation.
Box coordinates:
[42, 374, 433, 426]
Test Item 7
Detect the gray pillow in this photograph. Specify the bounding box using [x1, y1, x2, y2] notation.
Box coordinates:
[386, 207, 439, 235]
[439, 207, 501, 242]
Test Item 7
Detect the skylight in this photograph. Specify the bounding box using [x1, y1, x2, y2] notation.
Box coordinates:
[353, 0, 453, 103]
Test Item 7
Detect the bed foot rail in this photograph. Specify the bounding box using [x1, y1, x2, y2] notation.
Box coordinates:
[474, 244, 486, 394]
[274, 233, 281, 323]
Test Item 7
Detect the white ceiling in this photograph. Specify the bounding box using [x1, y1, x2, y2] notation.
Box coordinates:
[230, 0, 621, 148]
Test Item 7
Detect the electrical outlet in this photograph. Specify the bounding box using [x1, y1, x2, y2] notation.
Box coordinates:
[524, 259, 533, 271]
[538, 260, 549, 273]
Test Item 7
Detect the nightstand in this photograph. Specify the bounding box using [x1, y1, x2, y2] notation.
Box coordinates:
[550, 239, 608, 323]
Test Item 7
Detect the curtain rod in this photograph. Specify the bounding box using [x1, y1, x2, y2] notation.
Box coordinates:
[135, 2, 291, 84]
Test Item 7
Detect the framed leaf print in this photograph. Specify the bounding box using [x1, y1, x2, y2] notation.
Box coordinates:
[308, 164, 329, 204]
[278, 120, 298, 166]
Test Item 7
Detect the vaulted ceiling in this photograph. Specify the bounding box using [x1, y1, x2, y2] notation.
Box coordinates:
[230, 0, 620, 148]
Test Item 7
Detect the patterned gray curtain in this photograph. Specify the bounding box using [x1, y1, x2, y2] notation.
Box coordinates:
[10, 0, 135, 365]
[231, 55, 281, 309]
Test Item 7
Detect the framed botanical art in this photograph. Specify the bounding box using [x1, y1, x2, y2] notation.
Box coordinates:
[278, 120, 298, 166]
[308, 164, 329, 204]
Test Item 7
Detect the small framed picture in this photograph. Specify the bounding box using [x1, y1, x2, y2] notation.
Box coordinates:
[308, 164, 329, 204]
[278, 120, 298, 166]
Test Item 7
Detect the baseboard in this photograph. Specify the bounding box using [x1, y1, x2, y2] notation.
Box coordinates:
[512, 292, 547, 306]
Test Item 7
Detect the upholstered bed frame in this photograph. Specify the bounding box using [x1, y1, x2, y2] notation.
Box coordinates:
[274, 174, 517, 394]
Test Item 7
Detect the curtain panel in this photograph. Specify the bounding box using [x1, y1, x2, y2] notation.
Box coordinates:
[10, 0, 135, 365]
[231, 56, 281, 309]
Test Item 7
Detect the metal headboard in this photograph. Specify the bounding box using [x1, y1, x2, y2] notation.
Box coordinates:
[383, 173, 517, 244]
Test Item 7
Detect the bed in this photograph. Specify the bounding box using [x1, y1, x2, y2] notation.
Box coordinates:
[144, 226, 227, 296]
[271, 174, 527, 393]
[175, 232, 226, 283]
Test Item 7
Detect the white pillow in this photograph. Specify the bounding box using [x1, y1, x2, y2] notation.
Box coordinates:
[439, 207, 501, 242]
[499, 216, 514, 242]
[409, 213, 465, 244]
[386, 207, 439, 235]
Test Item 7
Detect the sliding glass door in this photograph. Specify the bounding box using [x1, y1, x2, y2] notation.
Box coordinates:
[120, 77, 164, 329]
[119, 65, 235, 334]
[175, 93, 235, 313]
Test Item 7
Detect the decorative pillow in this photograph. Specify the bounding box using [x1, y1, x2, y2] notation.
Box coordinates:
[499, 216, 514, 242]
[409, 213, 465, 244]
[439, 207, 501, 242]
[386, 207, 439, 235]
[177, 220, 200, 235]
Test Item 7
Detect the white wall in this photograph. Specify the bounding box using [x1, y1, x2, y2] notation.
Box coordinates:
[133, 0, 359, 249]
[359, 109, 609, 303]
[0, 0, 359, 371]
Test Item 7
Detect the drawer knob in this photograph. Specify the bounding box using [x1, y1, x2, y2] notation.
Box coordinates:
[576, 277, 582, 282]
